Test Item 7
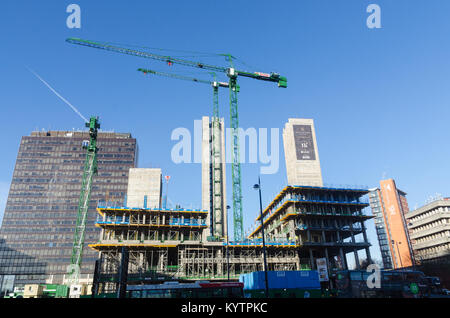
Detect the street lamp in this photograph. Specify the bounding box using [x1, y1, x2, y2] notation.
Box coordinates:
[253, 176, 269, 298]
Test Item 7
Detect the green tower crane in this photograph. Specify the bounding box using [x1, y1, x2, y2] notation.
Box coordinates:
[66, 116, 100, 286]
[66, 38, 287, 241]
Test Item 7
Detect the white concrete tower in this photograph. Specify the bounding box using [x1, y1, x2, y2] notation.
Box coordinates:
[283, 118, 323, 186]
[201, 116, 227, 240]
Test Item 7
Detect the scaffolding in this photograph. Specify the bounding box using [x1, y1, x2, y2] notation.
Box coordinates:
[90, 185, 374, 295]
[93, 242, 302, 293]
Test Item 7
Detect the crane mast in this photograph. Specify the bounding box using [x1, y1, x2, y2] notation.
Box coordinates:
[227, 67, 244, 240]
[211, 81, 225, 239]
[67, 38, 287, 242]
[67, 116, 100, 286]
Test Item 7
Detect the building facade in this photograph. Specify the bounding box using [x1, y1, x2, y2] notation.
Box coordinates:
[406, 198, 450, 264]
[0, 130, 137, 289]
[368, 179, 413, 269]
[283, 118, 323, 187]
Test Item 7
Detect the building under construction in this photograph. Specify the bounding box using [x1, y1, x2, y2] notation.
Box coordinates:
[89, 118, 373, 294]
[91, 187, 371, 294]
[248, 185, 372, 271]
[92, 205, 300, 293]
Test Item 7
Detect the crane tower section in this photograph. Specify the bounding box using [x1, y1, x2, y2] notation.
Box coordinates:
[67, 116, 100, 285]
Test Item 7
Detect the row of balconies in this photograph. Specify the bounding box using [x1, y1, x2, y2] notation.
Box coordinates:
[299, 241, 370, 247]
[406, 201, 450, 219]
[260, 195, 369, 223]
[410, 224, 450, 239]
[295, 224, 364, 232]
[408, 212, 450, 229]
[415, 248, 450, 261]
[413, 236, 450, 250]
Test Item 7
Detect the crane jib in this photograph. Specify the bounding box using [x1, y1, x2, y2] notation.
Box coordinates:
[66, 38, 227, 73]
[66, 38, 287, 87]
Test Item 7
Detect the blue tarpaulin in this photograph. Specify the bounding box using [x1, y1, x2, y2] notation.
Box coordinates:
[239, 271, 321, 290]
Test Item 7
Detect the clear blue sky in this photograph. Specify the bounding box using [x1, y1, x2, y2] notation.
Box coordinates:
[1, 1, 450, 265]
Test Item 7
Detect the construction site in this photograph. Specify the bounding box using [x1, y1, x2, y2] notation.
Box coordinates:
[91, 182, 372, 295]
[84, 111, 372, 297]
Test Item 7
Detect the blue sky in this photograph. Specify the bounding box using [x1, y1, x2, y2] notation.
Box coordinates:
[1, 1, 450, 265]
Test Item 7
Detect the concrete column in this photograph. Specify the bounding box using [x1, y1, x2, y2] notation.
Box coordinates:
[349, 221, 356, 243]
[324, 248, 331, 271]
[360, 221, 372, 263]
[360, 221, 367, 241]
[295, 250, 301, 270]
[217, 249, 223, 277]
[354, 250, 360, 269]
[334, 219, 341, 242]
[325, 248, 333, 289]
[321, 219, 326, 242]
[309, 248, 315, 270]
[365, 247, 372, 264]
[339, 248, 348, 270]
[139, 253, 144, 268]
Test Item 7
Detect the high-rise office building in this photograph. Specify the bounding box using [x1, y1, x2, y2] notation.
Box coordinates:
[283, 118, 323, 186]
[0, 130, 137, 289]
[406, 197, 450, 264]
[368, 188, 394, 269]
[368, 179, 413, 269]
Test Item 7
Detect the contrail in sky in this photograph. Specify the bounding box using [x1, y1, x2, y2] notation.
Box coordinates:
[27, 67, 89, 123]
